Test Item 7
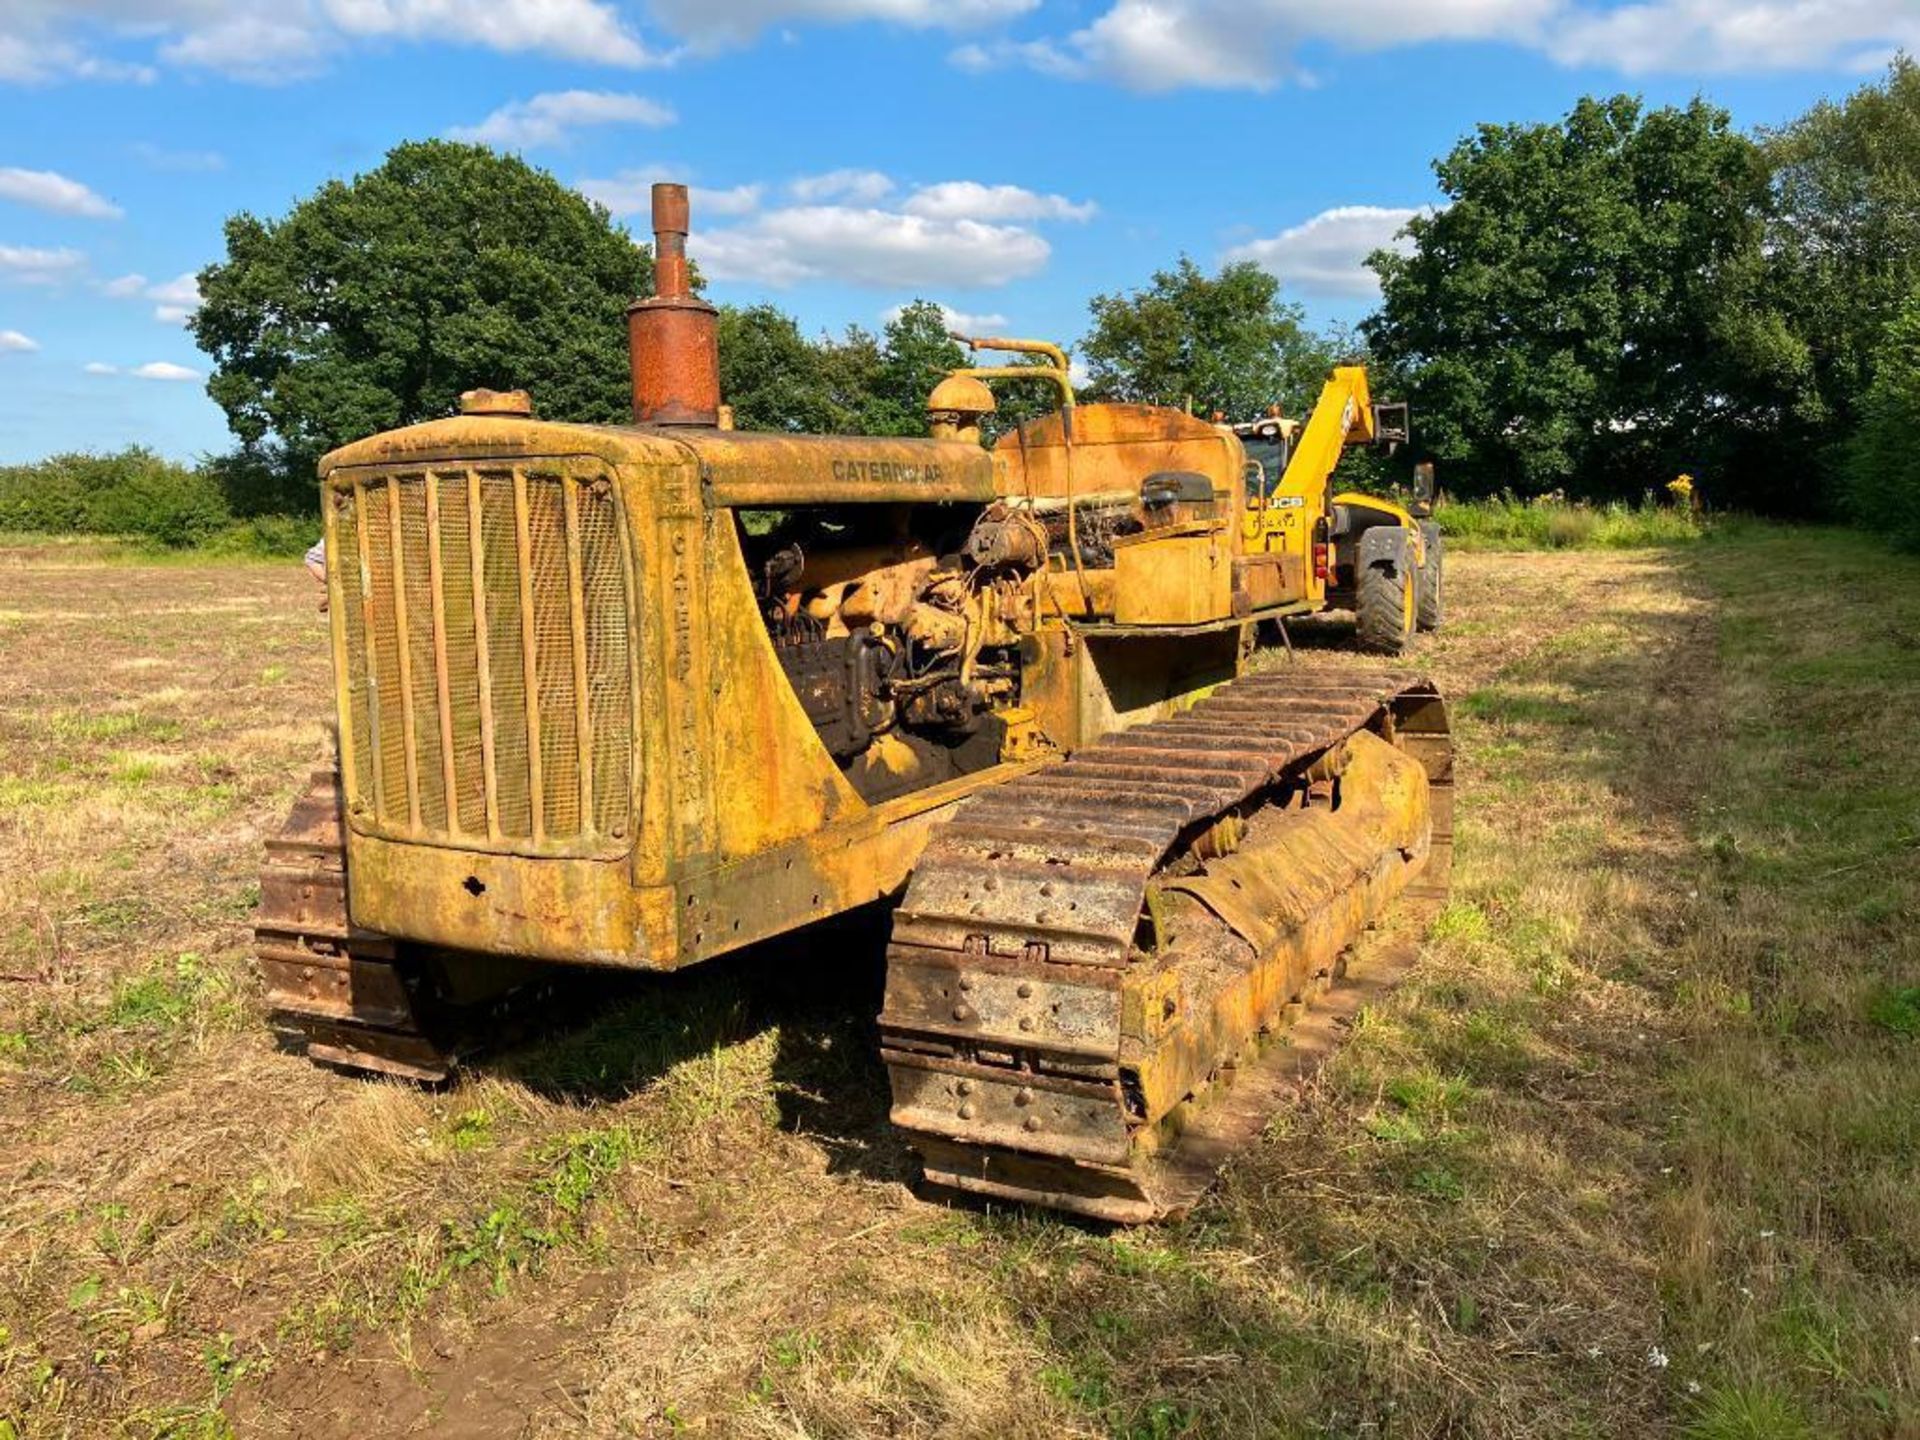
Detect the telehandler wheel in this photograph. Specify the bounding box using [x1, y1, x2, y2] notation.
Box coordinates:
[1416, 520, 1445, 632]
[1355, 525, 1416, 655]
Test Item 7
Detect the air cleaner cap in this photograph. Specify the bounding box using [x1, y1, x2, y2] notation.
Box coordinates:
[458, 388, 534, 417]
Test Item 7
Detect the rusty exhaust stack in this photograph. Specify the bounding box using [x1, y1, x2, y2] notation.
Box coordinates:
[628, 182, 719, 427]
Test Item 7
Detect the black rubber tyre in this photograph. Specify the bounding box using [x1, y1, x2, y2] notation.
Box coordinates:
[1355, 525, 1416, 655]
[1416, 520, 1444, 632]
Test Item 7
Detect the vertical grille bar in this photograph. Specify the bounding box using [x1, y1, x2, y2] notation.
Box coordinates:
[466, 470, 502, 842]
[337, 462, 632, 852]
[560, 478, 596, 829]
[384, 477, 423, 833]
[351, 480, 386, 823]
[423, 472, 462, 834]
[512, 467, 546, 845]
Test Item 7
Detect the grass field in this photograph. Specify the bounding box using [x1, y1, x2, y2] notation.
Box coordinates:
[0, 525, 1914, 1439]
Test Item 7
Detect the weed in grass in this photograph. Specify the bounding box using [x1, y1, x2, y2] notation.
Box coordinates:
[47, 710, 184, 745]
[200, 1332, 248, 1400]
[443, 1204, 559, 1297]
[1436, 494, 1704, 551]
[1681, 1383, 1818, 1440]
[1430, 900, 1493, 943]
[1363, 1110, 1426, 1144]
[1383, 1069, 1473, 1117]
[1865, 985, 1920, 1037]
[1411, 1165, 1467, 1202]
[446, 1108, 495, 1152]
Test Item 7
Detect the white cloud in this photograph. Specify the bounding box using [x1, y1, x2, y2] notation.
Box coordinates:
[0, 243, 86, 286]
[645, 0, 1034, 48]
[0, 328, 37, 351]
[130, 360, 198, 381]
[0, 0, 666, 86]
[3, 0, 1919, 90]
[1544, 0, 1920, 73]
[321, 0, 667, 67]
[902, 181, 1095, 223]
[1224, 205, 1423, 299]
[100, 270, 200, 322]
[962, 0, 1920, 89]
[131, 141, 226, 172]
[148, 272, 200, 324]
[0, 166, 121, 219]
[449, 90, 676, 150]
[789, 169, 895, 204]
[883, 301, 1011, 334]
[0, 26, 155, 84]
[695, 206, 1051, 288]
[684, 170, 1094, 289]
[577, 168, 763, 218]
[977, 0, 1553, 90]
[83, 360, 118, 374]
[157, 11, 338, 81]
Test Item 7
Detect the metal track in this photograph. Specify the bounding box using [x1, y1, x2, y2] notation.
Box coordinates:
[879, 667, 1453, 1222]
[254, 769, 550, 1082]
[255, 770, 457, 1079]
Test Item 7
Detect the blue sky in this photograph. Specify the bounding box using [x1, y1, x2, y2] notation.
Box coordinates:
[0, 0, 1912, 463]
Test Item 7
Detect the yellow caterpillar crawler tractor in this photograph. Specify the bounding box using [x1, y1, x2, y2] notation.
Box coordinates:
[256, 185, 1452, 1222]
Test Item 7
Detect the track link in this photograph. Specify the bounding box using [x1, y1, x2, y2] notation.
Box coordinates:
[254, 769, 459, 1080]
[879, 667, 1453, 1222]
[255, 770, 546, 1082]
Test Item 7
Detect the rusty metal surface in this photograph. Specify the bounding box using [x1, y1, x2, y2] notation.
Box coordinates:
[255, 769, 555, 1081]
[628, 183, 720, 427]
[691, 430, 997, 506]
[330, 459, 634, 859]
[254, 769, 455, 1081]
[880, 667, 1454, 1222]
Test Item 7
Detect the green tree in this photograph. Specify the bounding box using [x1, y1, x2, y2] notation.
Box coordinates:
[1845, 289, 1920, 549]
[192, 140, 651, 475]
[868, 301, 969, 435]
[1081, 258, 1324, 421]
[717, 304, 836, 432]
[1766, 56, 1920, 476]
[715, 299, 970, 438]
[0, 448, 230, 546]
[1366, 95, 1812, 507]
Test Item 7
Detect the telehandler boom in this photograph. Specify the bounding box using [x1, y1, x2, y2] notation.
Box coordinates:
[255, 185, 1452, 1222]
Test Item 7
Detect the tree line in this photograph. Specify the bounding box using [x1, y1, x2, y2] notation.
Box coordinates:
[8, 58, 1920, 550]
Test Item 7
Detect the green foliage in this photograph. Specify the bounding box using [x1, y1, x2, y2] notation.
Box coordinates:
[1081, 257, 1327, 420]
[1843, 287, 1920, 550]
[195, 515, 317, 558]
[714, 298, 967, 437]
[871, 301, 970, 435]
[1766, 56, 1920, 471]
[717, 305, 852, 433]
[1434, 494, 1703, 550]
[191, 140, 650, 465]
[1865, 985, 1920, 1037]
[0, 448, 231, 547]
[1681, 1383, 1817, 1440]
[1368, 95, 1811, 508]
[198, 443, 312, 520]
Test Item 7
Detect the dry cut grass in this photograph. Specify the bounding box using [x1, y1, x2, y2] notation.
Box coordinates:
[0, 528, 1913, 1438]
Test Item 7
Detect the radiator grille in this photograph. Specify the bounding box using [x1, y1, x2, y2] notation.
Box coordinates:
[333, 463, 633, 852]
